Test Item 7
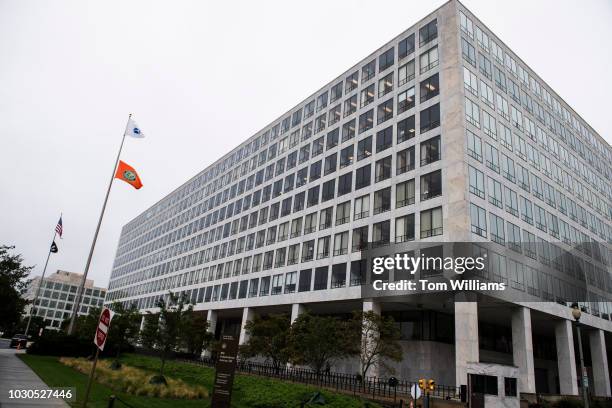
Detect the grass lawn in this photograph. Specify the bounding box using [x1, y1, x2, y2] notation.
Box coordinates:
[19, 353, 378, 408]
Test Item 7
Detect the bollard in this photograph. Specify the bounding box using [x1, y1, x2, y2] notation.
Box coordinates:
[107, 395, 116, 408]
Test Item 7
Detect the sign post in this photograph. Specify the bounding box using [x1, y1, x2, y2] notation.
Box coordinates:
[83, 307, 114, 408]
[211, 334, 239, 408]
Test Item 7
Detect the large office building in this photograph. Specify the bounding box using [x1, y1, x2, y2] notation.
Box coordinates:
[24, 270, 106, 329]
[106, 0, 612, 400]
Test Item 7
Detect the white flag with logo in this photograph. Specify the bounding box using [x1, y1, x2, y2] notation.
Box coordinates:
[126, 117, 145, 138]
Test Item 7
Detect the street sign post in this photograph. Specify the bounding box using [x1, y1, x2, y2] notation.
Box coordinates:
[83, 307, 115, 407]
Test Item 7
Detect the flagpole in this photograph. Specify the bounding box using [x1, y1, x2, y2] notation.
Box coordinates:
[67, 114, 132, 335]
[24, 216, 60, 337]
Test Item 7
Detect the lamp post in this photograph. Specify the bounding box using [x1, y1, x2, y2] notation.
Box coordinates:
[571, 303, 589, 408]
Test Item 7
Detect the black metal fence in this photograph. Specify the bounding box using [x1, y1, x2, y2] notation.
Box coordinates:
[135, 349, 461, 403]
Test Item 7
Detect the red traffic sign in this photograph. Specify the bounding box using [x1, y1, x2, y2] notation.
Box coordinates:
[93, 307, 114, 351]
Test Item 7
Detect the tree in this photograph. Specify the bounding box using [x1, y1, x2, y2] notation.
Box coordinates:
[11, 315, 46, 338]
[108, 302, 141, 367]
[139, 312, 159, 350]
[240, 314, 291, 371]
[0, 245, 33, 334]
[178, 307, 212, 357]
[150, 292, 190, 384]
[288, 313, 356, 375]
[350, 311, 403, 379]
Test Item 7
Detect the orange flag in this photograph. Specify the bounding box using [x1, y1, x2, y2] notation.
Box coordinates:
[115, 160, 143, 189]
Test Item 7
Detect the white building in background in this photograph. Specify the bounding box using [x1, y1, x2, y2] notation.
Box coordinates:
[24, 270, 106, 329]
[105, 0, 612, 400]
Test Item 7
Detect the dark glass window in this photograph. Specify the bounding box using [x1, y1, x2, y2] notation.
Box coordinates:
[420, 135, 441, 166]
[358, 110, 374, 133]
[312, 136, 324, 156]
[379, 47, 394, 72]
[472, 375, 498, 396]
[355, 164, 371, 190]
[296, 167, 308, 187]
[397, 147, 415, 174]
[293, 192, 305, 212]
[314, 267, 328, 290]
[421, 170, 442, 200]
[299, 269, 312, 292]
[398, 34, 415, 59]
[373, 187, 391, 214]
[375, 156, 392, 182]
[362, 59, 376, 83]
[326, 128, 339, 149]
[310, 161, 322, 181]
[504, 378, 517, 397]
[376, 126, 393, 152]
[322, 179, 335, 202]
[377, 99, 394, 124]
[338, 172, 352, 196]
[419, 19, 438, 46]
[330, 81, 343, 103]
[342, 119, 356, 142]
[340, 145, 354, 168]
[324, 153, 337, 175]
[345, 71, 359, 93]
[420, 73, 439, 102]
[397, 115, 415, 144]
[420, 103, 440, 133]
[357, 136, 372, 160]
[307, 186, 319, 207]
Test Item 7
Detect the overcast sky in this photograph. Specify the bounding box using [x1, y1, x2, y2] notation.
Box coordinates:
[1, 0, 610, 288]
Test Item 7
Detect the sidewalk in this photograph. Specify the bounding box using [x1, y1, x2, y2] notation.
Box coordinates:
[0, 348, 69, 407]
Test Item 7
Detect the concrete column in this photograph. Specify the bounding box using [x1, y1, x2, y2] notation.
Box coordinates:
[555, 319, 578, 395]
[139, 315, 146, 332]
[202, 309, 218, 358]
[511, 307, 536, 393]
[455, 299, 479, 387]
[239, 307, 256, 345]
[589, 329, 611, 396]
[362, 300, 381, 377]
[291, 303, 306, 324]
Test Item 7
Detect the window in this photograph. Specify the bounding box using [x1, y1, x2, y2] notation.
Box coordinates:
[421, 170, 442, 200]
[330, 81, 343, 103]
[354, 195, 369, 220]
[338, 172, 352, 196]
[467, 130, 482, 161]
[470, 203, 487, 237]
[290, 217, 303, 238]
[355, 164, 371, 190]
[324, 153, 337, 175]
[316, 91, 328, 112]
[317, 236, 330, 259]
[328, 105, 341, 126]
[485, 143, 499, 173]
[472, 375, 498, 396]
[520, 196, 533, 224]
[465, 97, 480, 128]
[342, 119, 355, 142]
[488, 177, 503, 208]
[312, 136, 324, 157]
[319, 207, 333, 230]
[420, 103, 440, 133]
[399, 34, 415, 59]
[360, 83, 374, 108]
[345, 71, 358, 93]
[420, 135, 440, 166]
[494, 65, 506, 91]
[375, 156, 392, 182]
[315, 113, 326, 133]
[357, 136, 372, 160]
[479, 53, 492, 79]
[396, 214, 415, 243]
[372, 220, 390, 246]
[419, 46, 438, 73]
[397, 146, 415, 174]
[507, 222, 521, 253]
[480, 80, 494, 108]
[298, 269, 311, 292]
[314, 267, 328, 290]
[377, 99, 393, 124]
[358, 109, 374, 133]
[499, 123, 512, 150]
[420, 73, 439, 102]
[420, 207, 442, 238]
[304, 213, 317, 235]
[333, 232, 349, 256]
[396, 179, 415, 207]
[373, 187, 391, 214]
[462, 38, 476, 66]
[310, 161, 321, 181]
[397, 115, 415, 144]
[460, 11, 474, 38]
[505, 187, 519, 217]
[307, 186, 319, 207]
[482, 111, 496, 139]
[344, 95, 357, 117]
[419, 19, 437, 46]
[284, 272, 297, 294]
[398, 60, 415, 86]
[490, 213, 505, 245]
[504, 378, 517, 398]
[336, 201, 350, 225]
[378, 73, 393, 97]
[362, 59, 376, 83]
[398, 87, 415, 113]
[376, 126, 393, 152]
[322, 179, 335, 202]
[469, 166, 485, 199]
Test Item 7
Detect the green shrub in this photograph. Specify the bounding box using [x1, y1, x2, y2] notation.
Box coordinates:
[554, 398, 583, 408]
[27, 331, 94, 357]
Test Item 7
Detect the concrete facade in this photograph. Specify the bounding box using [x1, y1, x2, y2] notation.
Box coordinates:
[105, 0, 612, 398]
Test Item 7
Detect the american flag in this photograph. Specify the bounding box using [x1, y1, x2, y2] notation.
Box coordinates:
[55, 216, 63, 238]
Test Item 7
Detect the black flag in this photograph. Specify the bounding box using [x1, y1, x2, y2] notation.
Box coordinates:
[50, 241, 58, 253]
